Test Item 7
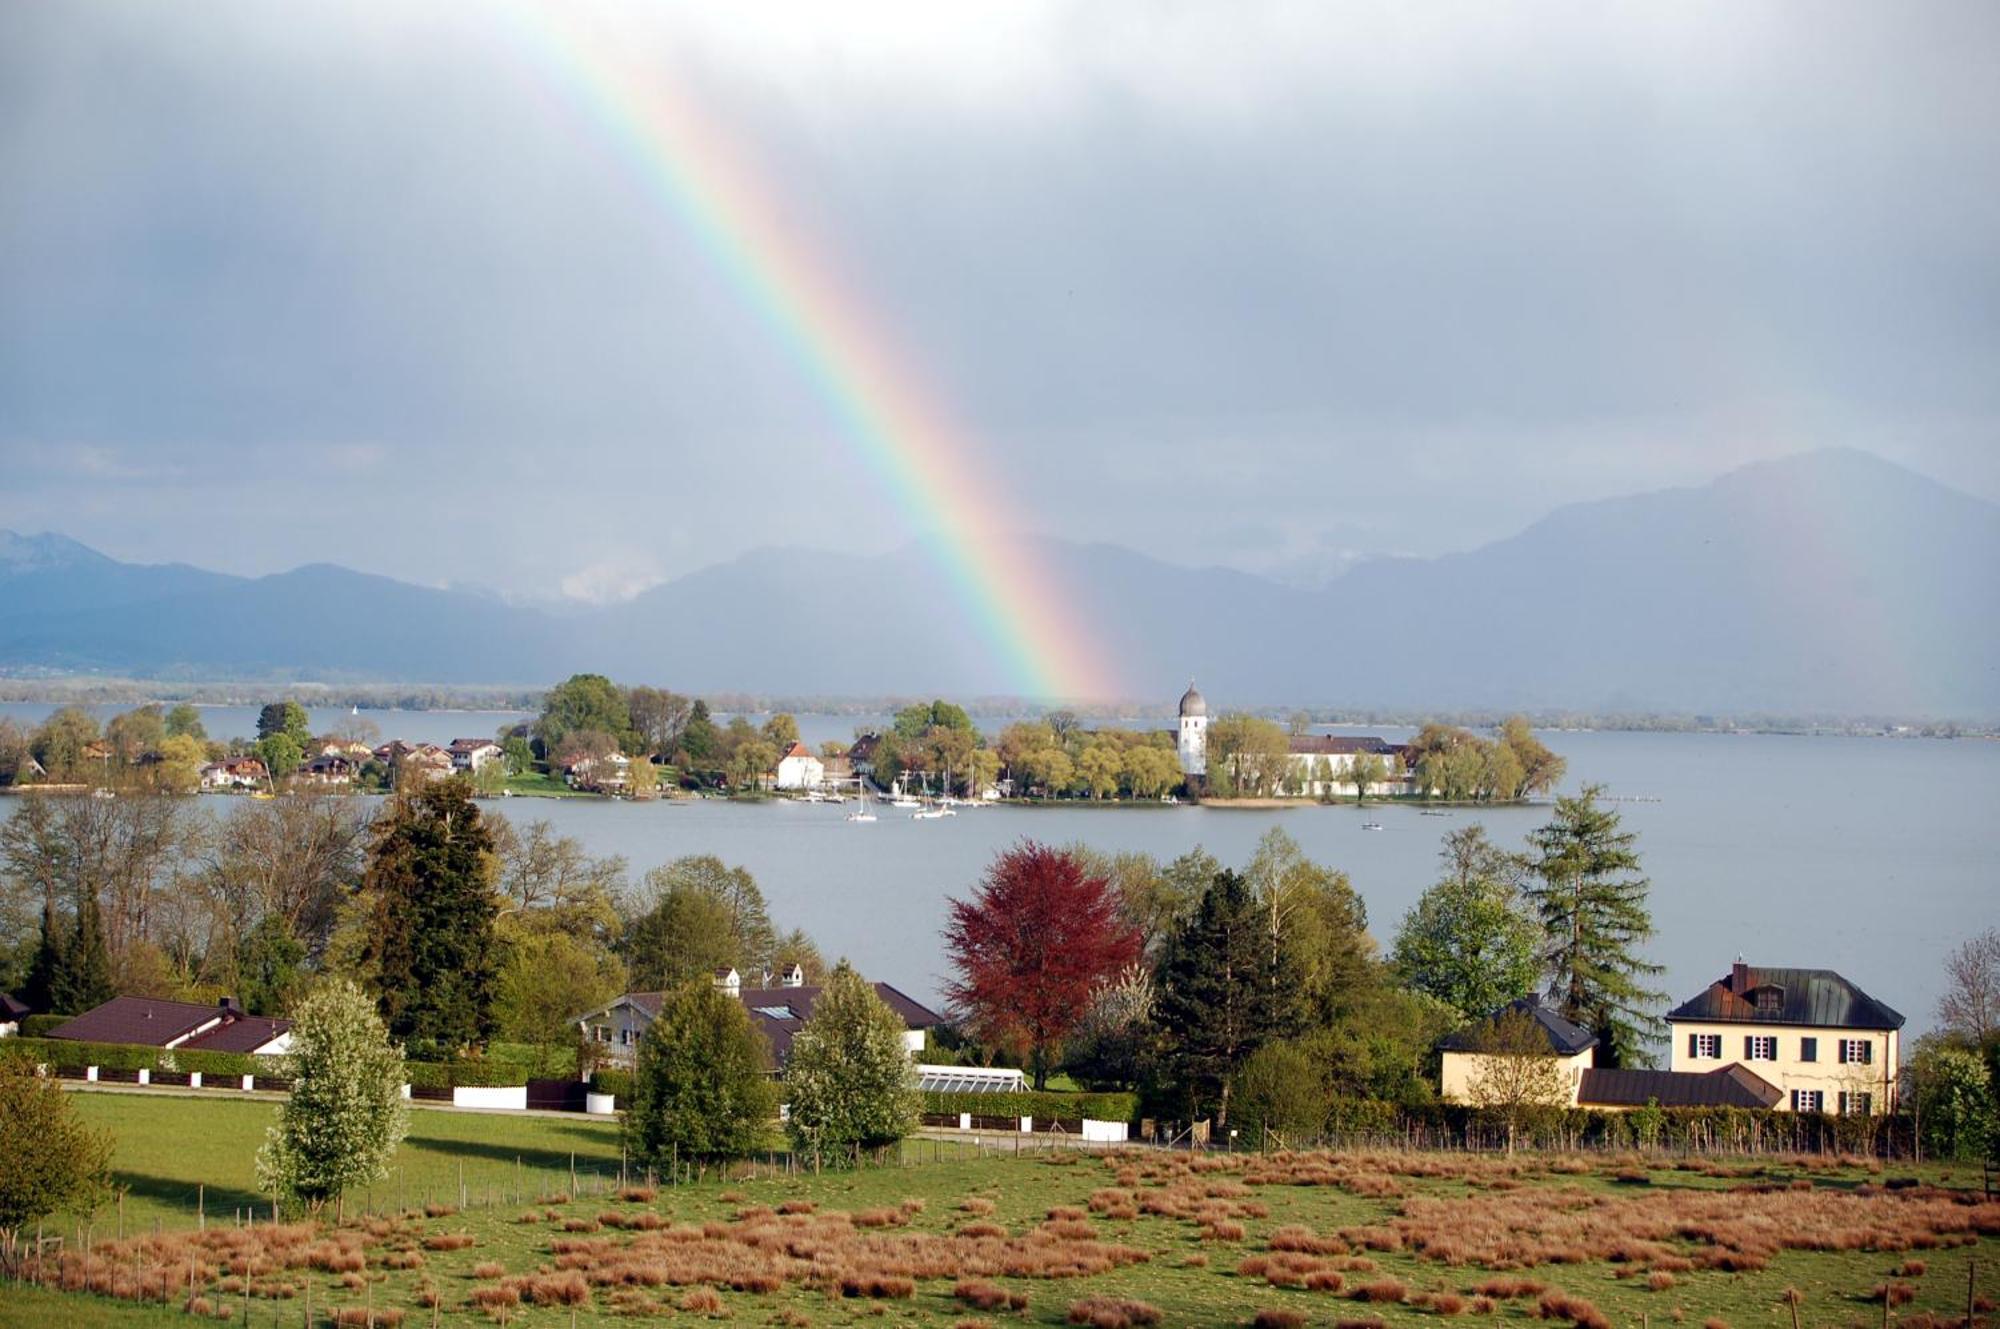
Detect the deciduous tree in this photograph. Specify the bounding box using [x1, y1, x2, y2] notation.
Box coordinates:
[0, 1060, 113, 1270]
[256, 979, 407, 1219]
[1936, 928, 2000, 1048]
[535, 674, 634, 755]
[784, 961, 920, 1167]
[1524, 786, 1665, 1066]
[624, 982, 774, 1173]
[255, 701, 311, 748]
[1392, 825, 1541, 1020]
[944, 842, 1141, 1089]
[1464, 1008, 1574, 1154]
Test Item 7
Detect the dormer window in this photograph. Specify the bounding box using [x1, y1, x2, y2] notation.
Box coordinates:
[1752, 986, 1783, 1016]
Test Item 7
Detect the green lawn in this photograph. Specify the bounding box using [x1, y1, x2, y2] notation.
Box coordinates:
[25, 1091, 2000, 1327]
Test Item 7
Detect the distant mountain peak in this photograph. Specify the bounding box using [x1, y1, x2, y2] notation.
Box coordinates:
[0, 529, 114, 573]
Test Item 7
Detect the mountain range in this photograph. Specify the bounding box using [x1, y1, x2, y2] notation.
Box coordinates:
[3, 449, 1995, 717]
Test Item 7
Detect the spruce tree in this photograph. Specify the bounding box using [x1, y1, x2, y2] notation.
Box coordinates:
[1151, 869, 1302, 1128]
[1523, 785, 1666, 1066]
[20, 901, 67, 1014]
[360, 778, 499, 1055]
[56, 893, 114, 1014]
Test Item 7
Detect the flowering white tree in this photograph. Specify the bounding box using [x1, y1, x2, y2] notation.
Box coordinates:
[257, 979, 407, 1218]
[784, 962, 919, 1169]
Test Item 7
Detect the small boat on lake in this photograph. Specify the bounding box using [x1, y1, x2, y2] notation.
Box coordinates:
[1361, 820, 1385, 831]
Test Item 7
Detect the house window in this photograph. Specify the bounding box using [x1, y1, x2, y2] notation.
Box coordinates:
[593, 1025, 609, 1044]
[1838, 1038, 1872, 1065]
[1791, 1089, 1824, 1113]
[620, 1028, 633, 1047]
[1688, 1033, 1721, 1059]
[1838, 1092, 1873, 1117]
[1745, 1035, 1777, 1061]
[1755, 987, 1782, 1015]
[1799, 1037, 1817, 1062]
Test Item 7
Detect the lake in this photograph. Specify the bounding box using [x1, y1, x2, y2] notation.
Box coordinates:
[3, 711, 1994, 1037]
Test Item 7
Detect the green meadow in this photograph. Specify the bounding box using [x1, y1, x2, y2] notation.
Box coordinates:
[14, 1091, 1997, 1327]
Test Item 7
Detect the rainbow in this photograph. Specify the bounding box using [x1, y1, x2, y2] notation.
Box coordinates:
[498, 7, 1117, 701]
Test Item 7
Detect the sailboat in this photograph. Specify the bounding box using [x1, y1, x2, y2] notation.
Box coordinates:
[889, 779, 921, 811]
[845, 781, 877, 823]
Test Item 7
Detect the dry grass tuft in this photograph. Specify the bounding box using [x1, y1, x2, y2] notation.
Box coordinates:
[1066, 1295, 1164, 1328]
[678, 1286, 726, 1314]
[1351, 1279, 1408, 1304]
[954, 1279, 1029, 1312]
[1250, 1311, 1308, 1329]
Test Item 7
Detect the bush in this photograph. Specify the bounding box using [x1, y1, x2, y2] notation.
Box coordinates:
[0, 1036, 270, 1079]
[590, 1068, 634, 1101]
[19, 1014, 66, 1038]
[923, 1089, 1137, 1123]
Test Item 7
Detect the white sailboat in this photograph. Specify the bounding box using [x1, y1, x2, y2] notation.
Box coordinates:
[845, 780, 877, 823]
[889, 778, 921, 810]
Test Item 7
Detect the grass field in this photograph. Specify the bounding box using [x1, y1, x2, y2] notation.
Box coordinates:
[18, 1091, 2000, 1327]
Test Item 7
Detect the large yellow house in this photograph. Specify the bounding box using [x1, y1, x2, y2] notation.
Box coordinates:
[1666, 963, 1904, 1115]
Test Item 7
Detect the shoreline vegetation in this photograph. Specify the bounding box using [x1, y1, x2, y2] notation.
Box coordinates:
[0, 677, 1986, 739]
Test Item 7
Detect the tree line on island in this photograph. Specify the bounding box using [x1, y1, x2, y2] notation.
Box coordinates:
[0, 674, 1567, 804]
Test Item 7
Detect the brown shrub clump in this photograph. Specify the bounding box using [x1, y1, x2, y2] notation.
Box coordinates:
[1648, 1271, 1676, 1291]
[1251, 1311, 1308, 1328]
[678, 1286, 726, 1314]
[960, 1197, 997, 1216]
[840, 1274, 915, 1299]
[954, 1279, 1029, 1312]
[1536, 1291, 1610, 1329]
[471, 1261, 506, 1279]
[778, 1200, 817, 1215]
[1896, 1259, 1927, 1277]
[1067, 1295, 1164, 1328]
[1351, 1280, 1409, 1304]
[421, 1233, 474, 1252]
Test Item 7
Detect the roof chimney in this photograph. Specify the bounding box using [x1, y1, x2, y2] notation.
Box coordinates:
[1731, 961, 1749, 994]
[713, 968, 740, 997]
[781, 963, 804, 989]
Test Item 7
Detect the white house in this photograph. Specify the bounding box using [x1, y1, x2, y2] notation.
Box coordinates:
[774, 741, 824, 790]
[448, 739, 505, 773]
[199, 756, 268, 790]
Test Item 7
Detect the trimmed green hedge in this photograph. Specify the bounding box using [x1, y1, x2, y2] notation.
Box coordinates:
[0, 1036, 270, 1078]
[922, 1090, 1137, 1123]
[19, 1014, 67, 1038]
[589, 1069, 634, 1102]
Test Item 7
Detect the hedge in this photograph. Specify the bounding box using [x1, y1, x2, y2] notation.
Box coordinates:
[589, 1068, 634, 1102]
[19, 1014, 67, 1038]
[921, 1090, 1137, 1124]
[0, 1036, 271, 1079]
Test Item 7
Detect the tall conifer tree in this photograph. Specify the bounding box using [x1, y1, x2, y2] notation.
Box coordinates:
[360, 778, 499, 1055]
[1152, 869, 1302, 1128]
[1523, 785, 1665, 1066]
[56, 893, 114, 1014]
[20, 901, 67, 1014]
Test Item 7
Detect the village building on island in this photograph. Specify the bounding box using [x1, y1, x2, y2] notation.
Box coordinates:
[1175, 682, 1413, 798]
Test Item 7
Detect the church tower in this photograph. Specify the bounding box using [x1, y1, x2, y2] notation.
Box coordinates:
[1177, 681, 1208, 779]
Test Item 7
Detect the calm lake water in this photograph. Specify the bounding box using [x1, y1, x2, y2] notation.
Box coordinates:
[3, 707, 1994, 1036]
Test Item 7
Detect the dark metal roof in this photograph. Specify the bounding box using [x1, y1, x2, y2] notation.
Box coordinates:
[182, 1015, 290, 1053]
[45, 996, 286, 1050]
[1578, 1064, 1784, 1110]
[608, 982, 943, 1068]
[1438, 996, 1598, 1057]
[1667, 965, 1904, 1030]
[1285, 735, 1408, 757]
[1, 993, 30, 1020]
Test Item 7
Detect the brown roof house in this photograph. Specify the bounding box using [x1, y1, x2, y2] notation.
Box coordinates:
[575, 966, 942, 1072]
[46, 995, 291, 1056]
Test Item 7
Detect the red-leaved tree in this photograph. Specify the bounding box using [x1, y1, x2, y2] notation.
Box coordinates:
[943, 841, 1142, 1089]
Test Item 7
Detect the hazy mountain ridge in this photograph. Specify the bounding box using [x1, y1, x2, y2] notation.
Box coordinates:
[1, 450, 1993, 715]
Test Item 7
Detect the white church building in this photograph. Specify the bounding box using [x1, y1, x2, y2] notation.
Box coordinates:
[1175, 681, 1411, 797]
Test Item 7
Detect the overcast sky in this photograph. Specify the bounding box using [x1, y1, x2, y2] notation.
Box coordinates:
[3, 1, 1996, 602]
